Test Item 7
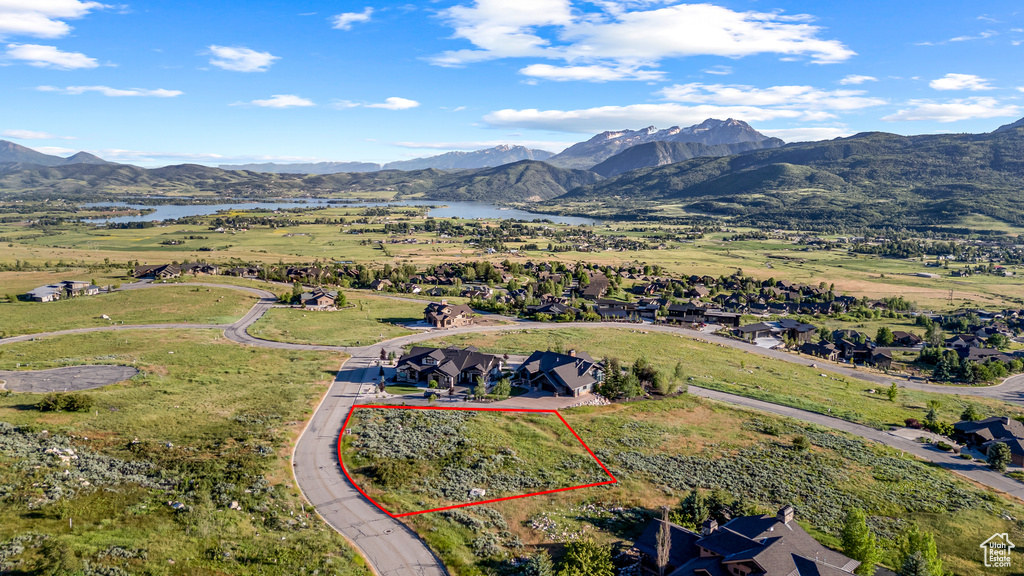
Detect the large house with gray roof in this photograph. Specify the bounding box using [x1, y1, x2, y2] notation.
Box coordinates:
[515, 350, 602, 397]
[26, 280, 101, 303]
[395, 346, 502, 389]
[954, 416, 1024, 466]
[634, 506, 860, 576]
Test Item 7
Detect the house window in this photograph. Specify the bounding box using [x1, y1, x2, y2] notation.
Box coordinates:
[424, 357, 435, 365]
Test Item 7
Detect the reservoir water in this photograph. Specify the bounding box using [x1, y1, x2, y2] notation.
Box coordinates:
[82, 199, 598, 226]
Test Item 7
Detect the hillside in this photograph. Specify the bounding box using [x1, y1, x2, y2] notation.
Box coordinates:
[217, 161, 383, 174]
[557, 126, 1024, 227]
[590, 140, 777, 178]
[382, 145, 554, 171]
[425, 160, 602, 202]
[0, 140, 112, 166]
[546, 118, 783, 169]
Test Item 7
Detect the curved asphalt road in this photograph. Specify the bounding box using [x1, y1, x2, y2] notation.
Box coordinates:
[5, 281, 1024, 575]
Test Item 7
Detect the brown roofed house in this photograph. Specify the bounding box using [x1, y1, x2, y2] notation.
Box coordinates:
[425, 301, 475, 328]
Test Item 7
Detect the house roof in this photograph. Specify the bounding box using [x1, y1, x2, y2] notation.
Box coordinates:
[955, 416, 1024, 441]
[633, 520, 700, 569]
[518, 350, 599, 391]
[397, 347, 500, 381]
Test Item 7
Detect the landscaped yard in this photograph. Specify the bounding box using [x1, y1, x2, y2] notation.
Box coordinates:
[419, 328, 1024, 429]
[249, 294, 425, 347]
[0, 285, 257, 337]
[0, 330, 368, 576]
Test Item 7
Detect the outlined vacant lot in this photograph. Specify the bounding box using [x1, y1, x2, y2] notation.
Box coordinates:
[337, 405, 616, 517]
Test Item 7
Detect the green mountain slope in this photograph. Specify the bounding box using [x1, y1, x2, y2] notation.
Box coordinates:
[427, 160, 602, 202]
[558, 127, 1024, 227]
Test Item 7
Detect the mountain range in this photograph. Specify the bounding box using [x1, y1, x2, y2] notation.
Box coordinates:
[545, 118, 784, 170]
[6, 116, 1024, 229]
[217, 145, 555, 173]
[0, 140, 111, 167]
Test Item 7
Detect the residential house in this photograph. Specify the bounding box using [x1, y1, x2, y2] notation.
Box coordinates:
[134, 264, 181, 279]
[891, 331, 923, 347]
[425, 301, 475, 328]
[226, 266, 261, 278]
[735, 322, 775, 341]
[183, 262, 218, 275]
[634, 506, 859, 576]
[800, 341, 840, 362]
[516, 350, 602, 397]
[954, 416, 1024, 466]
[526, 301, 580, 318]
[580, 273, 610, 300]
[871, 351, 893, 370]
[395, 346, 502, 389]
[300, 288, 338, 310]
[26, 280, 101, 303]
[369, 279, 393, 291]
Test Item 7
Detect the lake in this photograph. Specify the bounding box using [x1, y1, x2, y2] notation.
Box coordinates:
[81, 199, 598, 226]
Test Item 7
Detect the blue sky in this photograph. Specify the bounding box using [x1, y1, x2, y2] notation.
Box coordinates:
[2, 0, 1024, 166]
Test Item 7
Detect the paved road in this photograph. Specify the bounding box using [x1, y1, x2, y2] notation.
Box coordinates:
[7, 281, 1024, 575]
[0, 365, 140, 393]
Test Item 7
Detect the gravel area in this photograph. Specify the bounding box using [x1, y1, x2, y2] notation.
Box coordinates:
[0, 365, 139, 393]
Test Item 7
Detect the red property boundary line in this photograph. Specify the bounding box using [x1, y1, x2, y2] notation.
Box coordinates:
[337, 404, 618, 518]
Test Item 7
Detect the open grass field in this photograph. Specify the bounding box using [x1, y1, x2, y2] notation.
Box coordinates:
[4, 203, 1024, 312]
[388, 396, 1023, 576]
[340, 407, 610, 516]
[0, 330, 369, 575]
[250, 294, 424, 347]
[0, 285, 257, 336]
[419, 328, 1024, 429]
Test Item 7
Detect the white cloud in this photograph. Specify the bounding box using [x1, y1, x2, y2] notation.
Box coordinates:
[1, 129, 74, 140]
[702, 65, 732, 76]
[519, 63, 662, 81]
[759, 126, 851, 142]
[4, 43, 97, 68]
[364, 97, 420, 110]
[929, 73, 993, 91]
[430, 1, 854, 81]
[658, 82, 886, 115]
[31, 145, 76, 155]
[37, 85, 183, 97]
[839, 74, 877, 85]
[882, 97, 1020, 122]
[950, 30, 997, 42]
[331, 7, 373, 30]
[207, 45, 279, 72]
[0, 0, 107, 39]
[243, 94, 315, 108]
[484, 103, 809, 133]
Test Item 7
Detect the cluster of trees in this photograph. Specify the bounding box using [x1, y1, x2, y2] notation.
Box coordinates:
[519, 540, 614, 576]
[597, 358, 686, 399]
[918, 347, 1022, 383]
[37, 392, 94, 412]
[842, 509, 947, 576]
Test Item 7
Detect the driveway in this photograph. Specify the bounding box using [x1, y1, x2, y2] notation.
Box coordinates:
[0, 365, 139, 393]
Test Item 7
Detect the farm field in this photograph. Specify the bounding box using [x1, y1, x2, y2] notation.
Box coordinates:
[339, 407, 612, 515]
[250, 294, 425, 347]
[420, 328, 1024, 429]
[388, 396, 1023, 576]
[1, 285, 257, 336]
[0, 330, 369, 575]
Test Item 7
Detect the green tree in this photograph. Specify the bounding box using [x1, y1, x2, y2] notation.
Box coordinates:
[960, 404, 983, 421]
[897, 552, 931, 576]
[474, 376, 487, 399]
[291, 281, 303, 303]
[493, 378, 512, 398]
[620, 372, 643, 398]
[924, 400, 941, 424]
[887, 382, 898, 402]
[672, 491, 709, 529]
[987, 442, 1012, 472]
[522, 550, 555, 576]
[876, 327, 895, 346]
[556, 539, 614, 576]
[841, 508, 879, 576]
[898, 524, 943, 576]
[657, 507, 672, 576]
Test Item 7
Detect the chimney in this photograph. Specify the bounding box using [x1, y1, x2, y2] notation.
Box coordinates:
[777, 505, 794, 525]
[701, 518, 718, 536]
[441, 299, 448, 305]
[568, 349, 576, 357]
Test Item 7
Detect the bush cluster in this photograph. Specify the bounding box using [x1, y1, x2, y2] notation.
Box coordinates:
[37, 392, 94, 412]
